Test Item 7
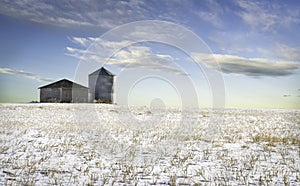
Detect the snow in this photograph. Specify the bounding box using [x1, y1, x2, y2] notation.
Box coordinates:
[0, 103, 299, 185]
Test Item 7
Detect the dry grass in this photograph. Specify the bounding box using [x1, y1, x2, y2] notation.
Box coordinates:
[0, 104, 299, 185]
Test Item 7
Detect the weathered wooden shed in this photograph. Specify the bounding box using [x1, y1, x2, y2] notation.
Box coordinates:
[89, 67, 114, 103]
[39, 79, 88, 103]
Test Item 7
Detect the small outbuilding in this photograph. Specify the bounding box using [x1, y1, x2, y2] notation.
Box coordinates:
[39, 79, 88, 103]
[89, 67, 114, 103]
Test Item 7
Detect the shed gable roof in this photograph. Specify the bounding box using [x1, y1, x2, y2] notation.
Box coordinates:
[38, 79, 88, 89]
[89, 67, 114, 77]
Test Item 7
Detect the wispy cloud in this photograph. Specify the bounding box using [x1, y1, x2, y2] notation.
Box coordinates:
[68, 37, 96, 47]
[0, 67, 54, 82]
[194, 0, 224, 28]
[0, 0, 227, 29]
[68, 36, 300, 77]
[208, 30, 300, 63]
[275, 44, 300, 61]
[192, 53, 300, 77]
[0, 0, 94, 27]
[235, 0, 300, 31]
[0, 0, 142, 28]
[66, 37, 187, 75]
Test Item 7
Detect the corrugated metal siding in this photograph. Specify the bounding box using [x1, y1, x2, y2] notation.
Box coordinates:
[72, 88, 88, 103]
[88, 74, 98, 102]
[40, 88, 61, 102]
[61, 88, 72, 102]
[40, 87, 88, 103]
[89, 69, 114, 103]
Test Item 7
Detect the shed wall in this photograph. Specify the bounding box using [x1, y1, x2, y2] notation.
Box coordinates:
[72, 88, 88, 103]
[61, 88, 72, 102]
[40, 87, 88, 103]
[40, 88, 61, 102]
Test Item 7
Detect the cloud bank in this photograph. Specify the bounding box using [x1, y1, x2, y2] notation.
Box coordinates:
[1, 0, 299, 64]
[67, 36, 300, 77]
[192, 53, 299, 77]
[0, 68, 54, 82]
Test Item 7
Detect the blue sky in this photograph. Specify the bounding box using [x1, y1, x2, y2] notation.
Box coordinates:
[0, 0, 299, 109]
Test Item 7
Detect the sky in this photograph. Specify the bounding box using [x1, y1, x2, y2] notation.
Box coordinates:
[0, 0, 299, 109]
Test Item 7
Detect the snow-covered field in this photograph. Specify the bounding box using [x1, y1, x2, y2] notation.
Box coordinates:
[0, 103, 299, 185]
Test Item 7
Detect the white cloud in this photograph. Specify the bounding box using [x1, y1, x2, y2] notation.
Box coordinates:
[0, 0, 182, 29]
[0, 0, 228, 29]
[194, 0, 224, 28]
[235, 0, 300, 31]
[0, 0, 138, 28]
[192, 53, 300, 77]
[207, 28, 300, 63]
[68, 37, 98, 48]
[0, 67, 54, 82]
[66, 37, 187, 75]
[276, 44, 300, 61]
[68, 36, 300, 77]
[0, 0, 94, 27]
